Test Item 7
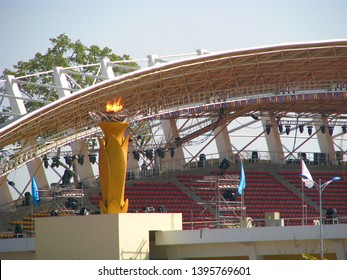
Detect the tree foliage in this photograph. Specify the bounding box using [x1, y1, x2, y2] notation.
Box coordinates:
[1, 34, 139, 120]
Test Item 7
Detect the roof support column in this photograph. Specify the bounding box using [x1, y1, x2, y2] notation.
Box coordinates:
[161, 119, 186, 171]
[0, 176, 16, 212]
[53, 67, 71, 98]
[147, 54, 160, 67]
[21, 137, 50, 193]
[315, 116, 336, 165]
[126, 130, 140, 178]
[100, 58, 115, 79]
[70, 140, 97, 188]
[261, 115, 285, 164]
[213, 122, 234, 162]
[5, 75, 27, 115]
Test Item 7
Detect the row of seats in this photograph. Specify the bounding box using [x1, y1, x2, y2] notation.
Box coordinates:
[89, 182, 215, 230]
[183, 170, 323, 222]
[86, 169, 345, 229]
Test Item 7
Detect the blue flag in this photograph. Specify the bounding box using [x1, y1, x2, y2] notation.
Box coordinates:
[238, 161, 246, 195]
[31, 176, 40, 206]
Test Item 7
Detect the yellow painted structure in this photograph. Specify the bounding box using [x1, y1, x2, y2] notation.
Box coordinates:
[98, 121, 129, 214]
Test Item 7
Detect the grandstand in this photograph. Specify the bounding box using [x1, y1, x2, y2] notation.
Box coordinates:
[0, 40, 347, 259]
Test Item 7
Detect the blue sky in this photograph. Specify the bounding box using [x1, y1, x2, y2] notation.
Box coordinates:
[1, 0, 347, 73]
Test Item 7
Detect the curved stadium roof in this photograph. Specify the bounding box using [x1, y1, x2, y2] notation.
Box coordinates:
[0, 40, 347, 175]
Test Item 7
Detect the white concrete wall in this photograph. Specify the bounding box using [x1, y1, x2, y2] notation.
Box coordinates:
[0, 237, 35, 259]
[155, 224, 347, 259]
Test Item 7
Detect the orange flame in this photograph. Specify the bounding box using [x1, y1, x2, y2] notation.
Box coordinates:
[106, 98, 124, 113]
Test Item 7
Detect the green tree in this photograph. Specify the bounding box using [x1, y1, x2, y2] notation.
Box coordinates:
[0, 33, 139, 121]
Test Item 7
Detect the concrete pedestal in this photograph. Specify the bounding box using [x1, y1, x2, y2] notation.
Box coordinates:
[35, 213, 182, 260]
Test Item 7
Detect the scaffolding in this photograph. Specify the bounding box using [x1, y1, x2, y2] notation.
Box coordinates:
[202, 174, 246, 228]
[51, 183, 84, 214]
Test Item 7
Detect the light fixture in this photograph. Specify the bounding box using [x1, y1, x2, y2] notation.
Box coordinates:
[79, 207, 89, 215]
[64, 156, 73, 166]
[298, 124, 304, 133]
[7, 180, 15, 187]
[320, 125, 326, 134]
[170, 147, 175, 158]
[132, 150, 140, 161]
[342, 125, 347, 134]
[157, 205, 167, 213]
[145, 149, 153, 160]
[43, 155, 49, 169]
[265, 124, 271, 135]
[88, 154, 97, 164]
[307, 125, 313, 135]
[174, 137, 181, 147]
[50, 210, 59, 217]
[77, 155, 84, 165]
[278, 124, 283, 133]
[332, 176, 342, 182]
[51, 157, 60, 168]
[65, 198, 78, 210]
[285, 125, 291, 135]
[328, 126, 334, 136]
[156, 148, 165, 159]
[250, 113, 259, 120]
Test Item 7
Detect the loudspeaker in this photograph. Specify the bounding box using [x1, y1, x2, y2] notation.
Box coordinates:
[62, 169, 73, 184]
[79, 207, 89, 215]
[223, 189, 236, 201]
[218, 159, 231, 174]
[326, 208, 337, 219]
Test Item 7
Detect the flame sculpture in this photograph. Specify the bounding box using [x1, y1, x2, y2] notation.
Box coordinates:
[98, 98, 129, 214]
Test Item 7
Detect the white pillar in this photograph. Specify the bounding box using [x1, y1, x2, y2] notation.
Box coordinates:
[147, 54, 160, 67]
[100, 58, 115, 79]
[53, 67, 71, 98]
[126, 129, 140, 178]
[27, 158, 50, 190]
[161, 119, 185, 170]
[213, 123, 234, 162]
[5, 75, 27, 115]
[70, 140, 97, 188]
[0, 176, 16, 212]
[261, 115, 285, 164]
[21, 137, 50, 192]
[196, 49, 208, 55]
[315, 116, 336, 164]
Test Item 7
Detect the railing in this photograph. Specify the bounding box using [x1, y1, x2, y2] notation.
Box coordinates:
[1, 86, 346, 176]
[125, 150, 346, 181]
[183, 216, 347, 230]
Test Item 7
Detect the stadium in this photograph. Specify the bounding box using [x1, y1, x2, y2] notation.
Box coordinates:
[0, 40, 347, 260]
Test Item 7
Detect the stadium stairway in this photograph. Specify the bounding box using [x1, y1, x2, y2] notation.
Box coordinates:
[270, 171, 320, 213]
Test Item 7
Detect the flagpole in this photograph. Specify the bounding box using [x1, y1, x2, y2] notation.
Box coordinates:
[318, 179, 324, 260]
[301, 180, 304, 225]
[241, 190, 246, 224]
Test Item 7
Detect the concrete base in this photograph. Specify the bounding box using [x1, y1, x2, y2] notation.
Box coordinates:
[35, 213, 182, 260]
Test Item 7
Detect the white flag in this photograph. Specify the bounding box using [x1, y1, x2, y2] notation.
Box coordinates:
[301, 159, 314, 188]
